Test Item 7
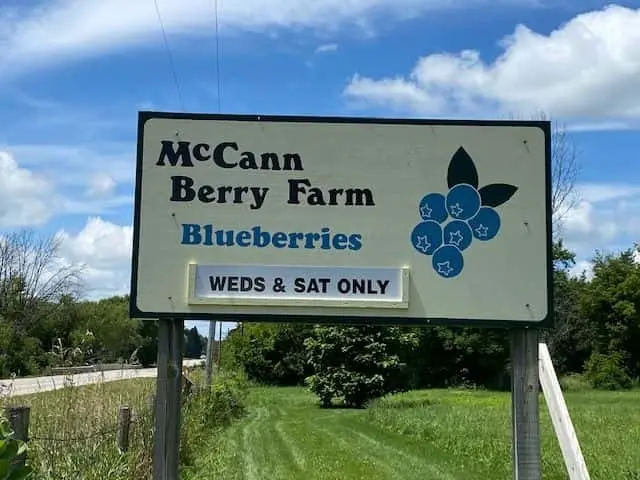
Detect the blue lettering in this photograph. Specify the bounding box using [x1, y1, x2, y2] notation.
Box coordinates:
[348, 234, 362, 251]
[181, 224, 202, 244]
[179, 224, 364, 251]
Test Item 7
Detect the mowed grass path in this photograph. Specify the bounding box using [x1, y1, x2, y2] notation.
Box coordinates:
[184, 387, 640, 480]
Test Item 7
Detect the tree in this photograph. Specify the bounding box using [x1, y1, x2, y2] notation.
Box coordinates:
[0, 229, 83, 376]
[508, 111, 580, 234]
[224, 323, 314, 385]
[580, 246, 640, 383]
[185, 326, 202, 358]
[304, 325, 418, 408]
[0, 229, 83, 322]
[542, 240, 592, 374]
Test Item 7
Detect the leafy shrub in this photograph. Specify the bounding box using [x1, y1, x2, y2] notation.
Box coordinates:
[558, 373, 591, 392]
[584, 351, 633, 390]
[305, 326, 418, 409]
[180, 369, 249, 466]
[0, 416, 33, 479]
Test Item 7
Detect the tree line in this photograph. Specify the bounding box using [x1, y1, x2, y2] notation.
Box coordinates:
[222, 239, 640, 406]
[0, 229, 211, 377]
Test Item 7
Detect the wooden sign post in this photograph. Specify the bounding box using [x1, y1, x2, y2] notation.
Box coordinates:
[511, 329, 541, 479]
[152, 318, 184, 480]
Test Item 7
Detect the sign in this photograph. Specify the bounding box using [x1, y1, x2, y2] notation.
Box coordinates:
[188, 264, 408, 307]
[130, 112, 553, 327]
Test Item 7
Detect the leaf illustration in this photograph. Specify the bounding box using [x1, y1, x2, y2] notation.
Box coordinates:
[479, 183, 518, 207]
[447, 146, 479, 189]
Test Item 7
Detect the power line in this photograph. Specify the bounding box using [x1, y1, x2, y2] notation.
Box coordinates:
[213, 0, 222, 112]
[153, 0, 185, 111]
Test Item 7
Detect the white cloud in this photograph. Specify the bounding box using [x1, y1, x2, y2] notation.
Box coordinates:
[560, 182, 640, 276]
[0, 148, 130, 230]
[0, 0, 536, 79]
[0, 152, 54, 227]
[315, 43, 338, 53]
[343, 5, 640, 124]
[57, 217, 132, 299]
[86, 173, 117, 197]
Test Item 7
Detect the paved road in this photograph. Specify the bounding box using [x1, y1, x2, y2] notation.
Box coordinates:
[0, 359, 204, 397]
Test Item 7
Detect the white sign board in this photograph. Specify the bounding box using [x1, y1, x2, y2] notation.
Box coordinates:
[130, 112, 552, 327]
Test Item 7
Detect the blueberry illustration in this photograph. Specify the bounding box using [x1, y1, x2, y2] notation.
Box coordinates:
[468, 206, 501, 241]
[446, 184, 481, 221]
[410, 220, 443, 256]
[419, 193, 448, 223]
[443, 220, 473, 251]
[432, 245, 464, 278]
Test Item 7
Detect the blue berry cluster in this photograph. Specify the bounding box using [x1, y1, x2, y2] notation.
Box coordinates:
[410, 146, 518, 279]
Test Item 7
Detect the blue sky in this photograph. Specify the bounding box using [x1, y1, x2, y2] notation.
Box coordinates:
[1, 1, 639, 336]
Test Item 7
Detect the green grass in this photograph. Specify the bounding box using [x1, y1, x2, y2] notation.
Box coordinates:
[2, 377, 156, 479]
[186, 386, 640, 480]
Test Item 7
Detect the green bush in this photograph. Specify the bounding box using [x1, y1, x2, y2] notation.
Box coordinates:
[584, 351, 633, 390]
[0, 416, 32, 480]
[180, 370, 249, 466]
[305, 326, 417, 409]
[558, 373, 591, 392]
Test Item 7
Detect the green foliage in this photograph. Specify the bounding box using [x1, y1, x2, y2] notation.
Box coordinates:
[0, 417, 32, 480]
[304, 325, 418, 408]
[184, 327, 203, 359]
[584, 351, 633, 390]
[558, 373, 591, 392]
[223, 323, 314, 385]
[181, 369, 249, 467]
[580, 247, 640, 378]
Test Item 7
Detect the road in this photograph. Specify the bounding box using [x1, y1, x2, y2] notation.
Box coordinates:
[0, 359, 204, 397]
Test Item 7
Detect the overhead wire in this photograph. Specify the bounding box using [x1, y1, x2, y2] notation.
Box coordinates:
[153, 0, 185, 111]
[213, 0, 222, 112]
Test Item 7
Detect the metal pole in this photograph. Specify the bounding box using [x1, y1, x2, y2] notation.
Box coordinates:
[217, 321, 223, 366]
[204, 320, 216, 388]
[511, 328, 541, 480]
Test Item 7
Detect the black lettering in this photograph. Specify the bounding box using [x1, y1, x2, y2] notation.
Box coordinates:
[328, 188, 344, 205]
[157, 141, 193, 167]
[287, 178, 310, 205]
[377, 280, 390, 295]
[250, 187, 268, 210]
[353, 279, 365, 294]
[217, 186, 233, 203]
[318, 278, 331, 293]
[170, 176, 195, 201]
[240, 277, 253, 292]
[260, 153, 280, 170]
[193, 143, 211, 161]
[346, 188, 375, 206]
[254, 277, 266, 292]
[308, 188, 326, 206]
[233, 186, 249, 204]
[209, 276, 227, 291]
[283, 153, 303, 171]
[213, 142, 238, 168]
[294, 278, 306, 293]
[197, 185, 216, 203]
[307, 278, 320, 293]
[337, 279, 350, 294]
[228, 276, 239, 291]
[239, 151, 258, 169]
